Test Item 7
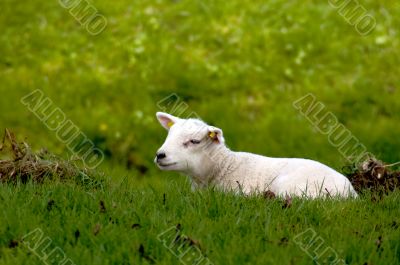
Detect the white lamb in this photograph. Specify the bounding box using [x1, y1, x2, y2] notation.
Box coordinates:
[154, 112, 357, 198]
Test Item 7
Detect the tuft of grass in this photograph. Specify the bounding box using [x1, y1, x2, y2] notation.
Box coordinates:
[345, 158, 400, 195]
[0, 129, 103, 188]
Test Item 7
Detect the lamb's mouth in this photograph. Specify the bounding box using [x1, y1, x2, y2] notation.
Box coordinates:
[158, 162, 177, 167]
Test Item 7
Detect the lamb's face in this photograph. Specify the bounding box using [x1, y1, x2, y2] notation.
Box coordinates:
[155, 112, 224, 175]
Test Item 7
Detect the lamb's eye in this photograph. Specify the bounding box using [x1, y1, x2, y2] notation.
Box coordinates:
[190, 139, 201, 145]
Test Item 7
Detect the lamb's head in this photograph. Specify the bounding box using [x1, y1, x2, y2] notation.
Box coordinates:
[154, 112, 225, 176]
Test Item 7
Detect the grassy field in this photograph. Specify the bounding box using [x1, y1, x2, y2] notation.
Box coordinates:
[0, 179, 399, 265]
[0, 0, 399, 264]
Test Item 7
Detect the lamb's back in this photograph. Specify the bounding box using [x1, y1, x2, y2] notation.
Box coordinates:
[228, 152, 356, 197]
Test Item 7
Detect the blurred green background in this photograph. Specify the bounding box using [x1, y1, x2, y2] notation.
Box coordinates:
[1, 0, 399, 177]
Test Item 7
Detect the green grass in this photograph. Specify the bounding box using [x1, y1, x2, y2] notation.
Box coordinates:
[0, 0, 400, 264]
[1, 0, 400, 169]
[0, 178, 399, 265]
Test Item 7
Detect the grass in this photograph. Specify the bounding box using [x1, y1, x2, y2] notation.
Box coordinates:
[0, 178, 399, 265]
[1, 0, 400, 169]
[0, 0, 400, 264]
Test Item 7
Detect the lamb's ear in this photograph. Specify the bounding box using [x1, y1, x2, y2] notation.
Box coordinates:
[207, 126, 225, 144]
[156, 112, 179, 130]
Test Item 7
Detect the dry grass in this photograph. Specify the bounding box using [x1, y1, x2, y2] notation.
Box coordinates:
[0, 129, 101, 186]
[346, 158, 400, 195]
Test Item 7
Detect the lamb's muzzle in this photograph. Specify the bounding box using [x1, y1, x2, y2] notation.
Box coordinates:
[154, 112, 357, 198]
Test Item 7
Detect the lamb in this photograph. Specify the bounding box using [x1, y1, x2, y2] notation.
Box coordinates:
[154, 112, 357, 198]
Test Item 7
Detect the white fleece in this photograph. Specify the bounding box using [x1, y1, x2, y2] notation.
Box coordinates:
[200, 146, 357, 198]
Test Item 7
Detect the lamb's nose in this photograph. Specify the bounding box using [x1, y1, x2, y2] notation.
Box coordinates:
[156, 152, 166, 161]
